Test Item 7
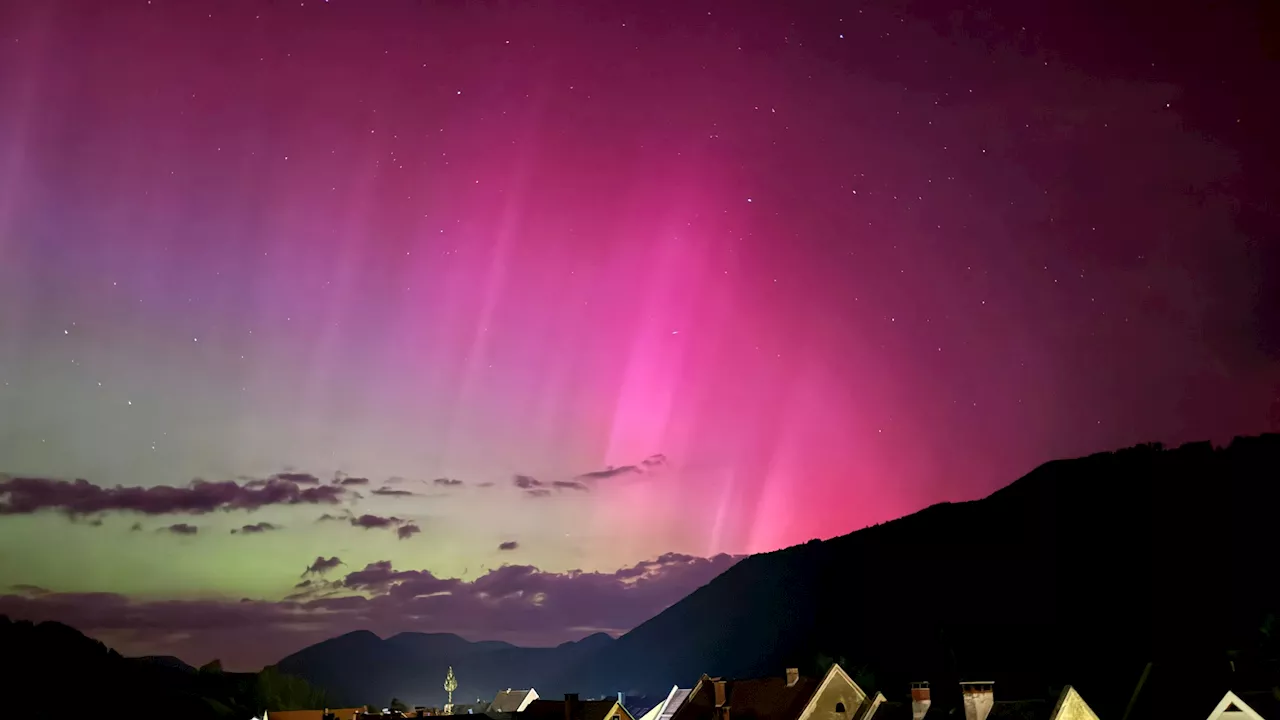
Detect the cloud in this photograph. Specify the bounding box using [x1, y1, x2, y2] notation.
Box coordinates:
[9, 584, 49, 596]
[231, 522, 279, 534]
[303, 556, 344, 576]
[129, 522, 142, 532]
[513, 475, 551, 497]
[318, 511, 417, 536]
[576, 465, 641, 480]
[271, 472, 321, 485]
[351, 514, 403, 529]
[552, 480, 588, 491]
[161, 523, 198, 535]
[0, 475, 346, 517]
[0, 552, 743, 671]
[371, 487, 416, 497]
[498, 541, 519, 551]
[575, 455, 669, 482]
[339, 477, 370, 486]
[432, 478, 463, 486]
[641, 453, 668, 468]
[477, 482, 495, 488]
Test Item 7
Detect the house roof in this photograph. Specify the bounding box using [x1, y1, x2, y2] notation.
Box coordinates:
[491, 690, 537, 713]
[521, 699, 628, 720]
[858, 686, 1095, 720]
[1118, 661, 1280, 720]
[670, 673, 824, 720]
[659, 689, 693, 720]
[1206, 690, 1280, 720]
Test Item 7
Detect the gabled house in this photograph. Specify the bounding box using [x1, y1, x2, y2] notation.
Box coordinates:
[1114, 660, 1279, 719]
[639, 686, 693, 720]
[670, 664, 875, 720]
[802, 679, 1101, 720]
[520, 695, 636, 720]
[491, 689, 541, 714]
[1204, 690, 1276, 720]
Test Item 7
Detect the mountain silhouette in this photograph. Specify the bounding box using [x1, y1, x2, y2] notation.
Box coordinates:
[276, 628, 617, 706]
[540, 435, 1280, 718]
[0, 615, 332, 720]
[282, 435, 1280, 717]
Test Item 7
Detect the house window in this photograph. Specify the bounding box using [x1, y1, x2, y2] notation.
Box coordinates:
[835, 703, 846, 713]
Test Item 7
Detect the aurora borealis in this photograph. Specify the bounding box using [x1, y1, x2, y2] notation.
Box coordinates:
[0, 0, 1276, 670]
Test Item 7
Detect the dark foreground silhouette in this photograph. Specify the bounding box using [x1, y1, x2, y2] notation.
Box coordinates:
[544, 435, 1280, 719]
[0, 615, 329, 720]
[7, 435, 1277, 718]
[281, 436, 1280, 716]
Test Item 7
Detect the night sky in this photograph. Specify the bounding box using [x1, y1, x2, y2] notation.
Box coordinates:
[0, 0, 1276, 670]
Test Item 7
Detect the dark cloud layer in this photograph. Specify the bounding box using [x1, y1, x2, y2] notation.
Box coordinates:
[303, 556, 343, 576]
[338, 477, 370, 486]
[432, 477, 463, 486]
[552, 480, 588, 491]
[498, 541, 519, 551]
[319, 511, 416, 537]
[231, 522, 280, 534]
[161, 523, 198, 535]
[0, 552, 742, 670]
[371, 487, 416, 497]
[512, 475, 542, 490]
[271, 472, 321, 485]
[0, 476, 345, 517]
[576, 465, 641, 480]
[576, 455, 667, 481]
[351, 514, 403, 529]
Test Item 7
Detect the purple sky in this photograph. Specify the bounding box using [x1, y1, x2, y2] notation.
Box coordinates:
[0, 0, 1275, 669]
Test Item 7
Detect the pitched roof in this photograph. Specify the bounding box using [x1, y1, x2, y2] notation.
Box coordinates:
[640, 686, 693, 720]
[860, 685, 1096, 720]
[1206, 690, 1280, 720]
[491, 689, 537, 713]
[521, 699, 628, 720]
[670, 673, 823, 720]
[1231, 690, 1280, 719]
[1118, 661, 1280, 720]
[660, 689, 693, 720]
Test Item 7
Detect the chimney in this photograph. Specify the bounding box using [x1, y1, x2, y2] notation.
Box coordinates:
[785, 668, 799, 687]
[959, 682, 994, 720]
[619, 692, 625, 705]
[713, 681, 727, 708]
[565, 694, 579, 720]
[910, 683, 931, 720]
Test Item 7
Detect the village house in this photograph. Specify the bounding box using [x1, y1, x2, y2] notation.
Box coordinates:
[859, 680, 1101, 719]
[638, 686, 693, 720]
[665, 666, 1114, 720]
[519, 694, 636, 720]
[490, 689, 541, 714]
